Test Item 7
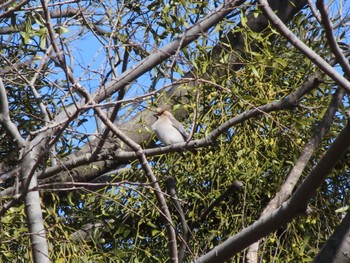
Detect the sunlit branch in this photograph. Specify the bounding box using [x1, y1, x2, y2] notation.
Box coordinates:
[0, 77, 24, 149]
[0, 0, 30, 20]
[247, 86, 346, 262]
[307, 0, 322, 23]
[258, 0, 350, 91]
[92, 0, 245, 103]
[316, 0, 350, 79]
[166, 177, 193, 262]
[196, 119, 350, 263]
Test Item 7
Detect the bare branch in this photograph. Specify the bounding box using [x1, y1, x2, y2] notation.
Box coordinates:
[193, 181, 243, 227]
[0, 7, 81, 33]
[166, 177, 192, 262]
[0, 0, 30, 20]
[0, 77, 24, 149]
[92, 0, 245, 103]
[313, 209, 350, 263]
[0, 0, 18, 10]
[307, 0, 322, 23]
[196, 120, 350, 263]
[247, 86, 345, 262]
[316, 0, 350, 79]
[257, 0, 350, 91]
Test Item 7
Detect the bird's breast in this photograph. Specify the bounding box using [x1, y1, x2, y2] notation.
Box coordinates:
[152, 122, 185, 145]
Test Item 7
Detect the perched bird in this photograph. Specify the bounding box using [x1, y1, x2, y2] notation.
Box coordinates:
[152, 110, 189, 146]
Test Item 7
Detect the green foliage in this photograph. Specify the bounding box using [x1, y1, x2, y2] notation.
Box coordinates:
[0, 203, 29, 262]
[1, 1, 350, 262]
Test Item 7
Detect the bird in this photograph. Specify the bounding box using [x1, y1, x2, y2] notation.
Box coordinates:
[151, 109, 189, 146]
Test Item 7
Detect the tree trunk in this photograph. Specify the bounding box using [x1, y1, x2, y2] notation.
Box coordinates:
[22, 146, 50, 263]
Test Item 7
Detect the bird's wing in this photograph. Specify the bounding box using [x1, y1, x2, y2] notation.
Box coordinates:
[169, 115, 189, 140]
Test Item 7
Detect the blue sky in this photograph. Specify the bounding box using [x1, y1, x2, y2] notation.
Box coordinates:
[36, 0, 350, 146]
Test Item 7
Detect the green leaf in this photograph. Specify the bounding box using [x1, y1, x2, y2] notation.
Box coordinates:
[335, 206, 349, 213]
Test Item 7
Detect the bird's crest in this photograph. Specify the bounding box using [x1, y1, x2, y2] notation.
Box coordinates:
[154, 106, 170, 116]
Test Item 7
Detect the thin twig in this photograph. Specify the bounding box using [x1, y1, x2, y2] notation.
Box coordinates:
[307, 0, 322, 23]
[316, 0, 350, 79]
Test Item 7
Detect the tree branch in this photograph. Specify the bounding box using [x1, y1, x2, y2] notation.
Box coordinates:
[0, 77, 24, 149]
[247, 86, 346, 262]
[166, 177, 192, 262]
[193, 181, 243, 227]
[91, 0, 245, 104]
[94, 105, 179, 263]
[0, 0, 30, 20]
[313, 209, 350, 263]
[307, 0, 321, 23]
[0, 7, 81, 33]
[316, 0, 350, 79]
[195, 120, 350, 263]
[257, 0, 350, 91]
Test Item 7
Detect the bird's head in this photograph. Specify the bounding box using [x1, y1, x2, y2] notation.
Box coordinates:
[153, 107, 171, 118]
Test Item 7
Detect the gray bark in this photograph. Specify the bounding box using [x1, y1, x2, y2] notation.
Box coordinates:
[21, 138, 50, 263]
[195, 121, 350, 263]
[0, 77, 50, 262]
[313, 210, 350, 263]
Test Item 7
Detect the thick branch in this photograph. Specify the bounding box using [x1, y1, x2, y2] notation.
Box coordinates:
[166, 177, 191, 263]
[247, 86, 345, 262]
[196, 121, 350, 263]
[0, 7, 81, 33]
[193, 181, 243, 227]
[313, 209, 350, 263]
[92, 0, 245, 103]
[0, 0, 30, 20]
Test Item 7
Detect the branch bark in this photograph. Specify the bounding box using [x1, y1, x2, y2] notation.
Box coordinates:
[247, 86, 346, 262]
[258, 0, 350, 91]
[195, 120, 350, 263]
[166, 177, 191, 263]
[0, 77, 24, 149]
[313, 209, 350, 263]
[22, 147, 50, 263]
[316, 0, 350, 79]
